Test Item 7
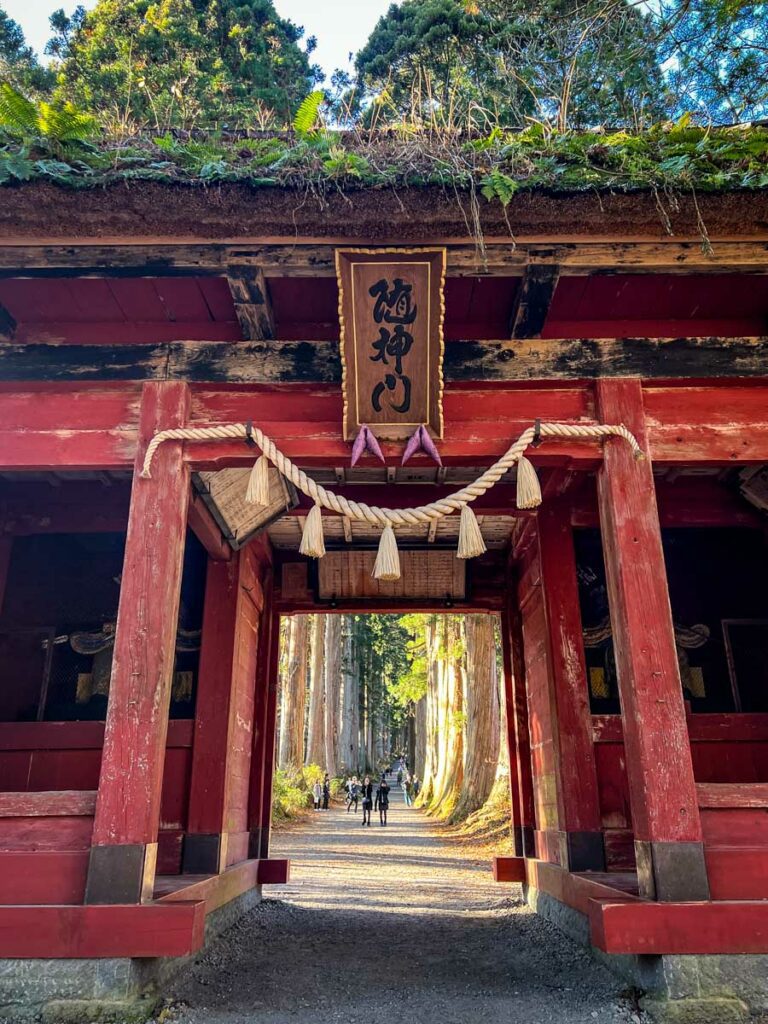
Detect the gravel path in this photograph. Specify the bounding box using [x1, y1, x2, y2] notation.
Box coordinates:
[173, 785, 644, 1024]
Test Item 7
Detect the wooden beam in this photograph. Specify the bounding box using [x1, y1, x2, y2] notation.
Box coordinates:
[185, 547, 262, 873]
[86, 381, 191, 906]
[227, 266, 275, 341]
[537, 502, 605, 870]
[3, 239, 768, 276]
[504, 583, 536, 857]
[510, 265, 560, 338]
[249, 607, 280, 859]
[5, 335, 768, 384]
[596, 378, 709, 903]
[0, 303, 15, 341]
[188, 490, 231, 561]
[0, 791, 96, 817]
[591, 899, 768, 956]
[0, 902, 205, 958]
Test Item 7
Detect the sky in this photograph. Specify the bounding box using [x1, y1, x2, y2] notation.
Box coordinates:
[3, 0, 392, 78]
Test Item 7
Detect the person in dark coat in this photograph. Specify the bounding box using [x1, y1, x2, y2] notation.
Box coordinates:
[375, 777, 390, 826]
[322, 773, 330, 810]
[360, 775, 373, 827]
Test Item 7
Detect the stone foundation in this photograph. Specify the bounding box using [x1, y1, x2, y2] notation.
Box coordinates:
[0, 886, 261, 1022]
[525, 884, 768, 1024]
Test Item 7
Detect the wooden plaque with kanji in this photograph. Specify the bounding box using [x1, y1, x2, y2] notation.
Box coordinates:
[336, 248, 446, 441]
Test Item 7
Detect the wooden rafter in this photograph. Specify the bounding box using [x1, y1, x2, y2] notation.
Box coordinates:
[3, 239, 768, 277]
[226, 265, 274, 341]
[510, 265, 560, 339]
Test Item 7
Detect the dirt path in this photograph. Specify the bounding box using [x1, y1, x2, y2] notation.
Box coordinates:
[173, 786, 643, 1024]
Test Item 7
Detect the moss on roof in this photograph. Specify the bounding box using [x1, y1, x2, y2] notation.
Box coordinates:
[3, 121, 768, 197]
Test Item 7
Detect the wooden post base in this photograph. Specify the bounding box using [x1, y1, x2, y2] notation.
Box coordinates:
[182, 834, 223, 875]
[565, 830, 606, 873]
[248, 828, 269, 860]
[513, 824, 535, 858]
[635, 840, 710, 902]
[85, 844, 157, 905]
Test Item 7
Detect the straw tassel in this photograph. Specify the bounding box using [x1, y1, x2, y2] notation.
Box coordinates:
[372, 524, 400, 581]
[299, 503, 326, 558]
[457, 505, 486, 559]
[245, 454, 271, 506]
[516, 455, 542, 510]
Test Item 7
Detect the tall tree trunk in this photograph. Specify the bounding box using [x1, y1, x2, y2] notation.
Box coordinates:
[430, 616, 464, 817]
[418, 616, 440, 803]
[414, 694, 427, 781]
[452, 613, 500, 821]
[278, 614, 308, 770]
[324, 614, 341, 774]
[305, 614, 326, 767]
[339, 615, 358, 772]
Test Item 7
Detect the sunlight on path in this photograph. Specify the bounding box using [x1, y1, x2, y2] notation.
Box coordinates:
[271, 776, 504, 916]
[175, 778, 641, 1024]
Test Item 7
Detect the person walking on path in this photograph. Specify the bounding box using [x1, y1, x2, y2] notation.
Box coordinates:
[312, 780, 322, 811]
[403, 773, 413, 807]
[346, 776, 359, 814]
[375, 776, 390, 826]
[361, 775, 373, 827]
[322, 774, 330, 810]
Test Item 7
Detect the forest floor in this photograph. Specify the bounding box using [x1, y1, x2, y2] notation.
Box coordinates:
[172, 784, 646, 1024]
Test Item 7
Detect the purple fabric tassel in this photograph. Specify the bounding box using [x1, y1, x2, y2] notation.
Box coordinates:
[402, 425, 442, 466]
[350, 424, 385, 467]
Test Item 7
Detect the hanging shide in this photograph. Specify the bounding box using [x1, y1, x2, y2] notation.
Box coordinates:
[516, 455, 542, 510]
[457, 504, 486, 559]
[300, 503, 326, 558]
[373, 524, 401, 581]
[245, 453, 271, 506]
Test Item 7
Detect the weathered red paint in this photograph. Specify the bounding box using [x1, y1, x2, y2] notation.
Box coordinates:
[91, 382, 191, 857]
[596, 379, 703, 845]
[537, 502, 603, 835]
[0, 902, 206, 958]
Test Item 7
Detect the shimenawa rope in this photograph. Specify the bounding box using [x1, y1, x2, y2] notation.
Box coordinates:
[140, 420, 642, 580]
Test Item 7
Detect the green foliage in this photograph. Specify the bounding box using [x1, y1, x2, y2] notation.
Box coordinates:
[271, 768, 311, 821]
[46, 0, 323, 131]
[480, 167, 518, 206]
[293, 90, 324, 137]
[660, 0, 768, 124]
[0, 80, 96, 160]
[302, 763, 325, 787]
[0, 9, 53, 95]
[355, 0, 667, 131]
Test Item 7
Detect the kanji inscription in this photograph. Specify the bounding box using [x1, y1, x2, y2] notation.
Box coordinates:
[336, 248, 445, 441]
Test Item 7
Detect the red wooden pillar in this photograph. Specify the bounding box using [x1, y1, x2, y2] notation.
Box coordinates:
[183, 545, 264, 874]
[85, 381, 191, 905]
[0, 535, 12, 617]
[249, 607, 280, 860]
[538, 501, 605, 871]
[501, 596, 535, 858]
[596, 378, 709, 902]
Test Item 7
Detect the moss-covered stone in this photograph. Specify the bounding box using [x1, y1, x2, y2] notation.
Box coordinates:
[41, 996, 160, 1023]
[640, 996, 749, 1024]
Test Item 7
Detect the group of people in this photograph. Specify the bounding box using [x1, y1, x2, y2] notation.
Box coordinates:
[311, 773, 331, 811]
[344, 774, 390, 826]
[340, 757, 421, 826]
[395, 765, 421, 807]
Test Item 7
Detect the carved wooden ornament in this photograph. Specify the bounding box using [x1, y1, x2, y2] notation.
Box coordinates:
[336, 248, 446, 441]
